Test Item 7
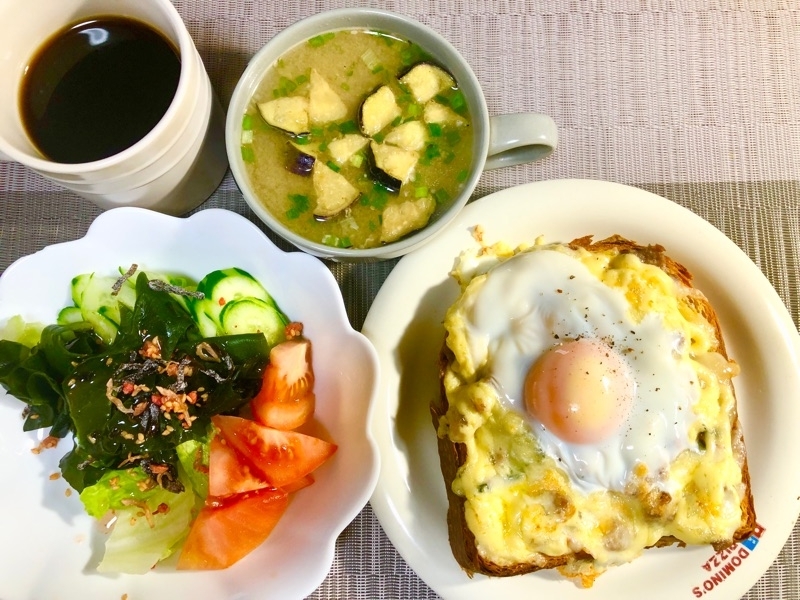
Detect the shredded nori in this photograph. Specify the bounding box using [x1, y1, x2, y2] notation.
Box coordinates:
[147, 279, 205, 299]
[111, 264, 138, 296]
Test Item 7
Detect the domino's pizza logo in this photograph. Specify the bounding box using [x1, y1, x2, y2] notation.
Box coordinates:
[691, 524, 765, 597]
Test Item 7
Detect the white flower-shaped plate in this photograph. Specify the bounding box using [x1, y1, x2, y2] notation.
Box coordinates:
[0, 207, 380, 600]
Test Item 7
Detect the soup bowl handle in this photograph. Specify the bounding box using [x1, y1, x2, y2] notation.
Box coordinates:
[484, 113, 558, 170]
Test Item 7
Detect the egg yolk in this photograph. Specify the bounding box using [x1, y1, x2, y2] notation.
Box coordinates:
[524, 338, 635, 444]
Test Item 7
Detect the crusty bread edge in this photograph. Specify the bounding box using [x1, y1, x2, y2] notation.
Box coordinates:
[430, 234, 758, 578]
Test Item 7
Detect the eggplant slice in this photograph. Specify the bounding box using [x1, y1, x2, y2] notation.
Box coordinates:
[369, 141, 419, 192]
[285, 142, 316, 175]
[257, 96, 309, 135]
[383, 120, 427, 151]
[423, 101, 467, 126]
[359, 86, 402, 136]
[309, 69, 348, 124]
[399, 63, 456, 104]
[380, 196, 436, 243]
[327, 133, 369, 165]
[312, 161, 360, 218]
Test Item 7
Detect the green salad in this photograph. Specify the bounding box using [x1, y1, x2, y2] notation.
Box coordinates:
[0, 265, 289, 572]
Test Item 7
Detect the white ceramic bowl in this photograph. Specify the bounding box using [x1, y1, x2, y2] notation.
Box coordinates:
[226, 8, 494, 261]
[0, 208, 380, 600]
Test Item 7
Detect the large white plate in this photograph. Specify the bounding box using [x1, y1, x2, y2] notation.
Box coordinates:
[363, 179, 800, 600]
[0, 208, 380, 600]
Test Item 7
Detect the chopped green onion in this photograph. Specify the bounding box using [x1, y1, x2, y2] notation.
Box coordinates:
[443, 150, 456, 164]
[310, 126, 325, 138]
[391, 116, 403, 127]
[286, 194, 310, 219]
[371, 65, 385, 74]
[433, 189, 451, 204]
[321, 234, 352, 248]
[400, 48, 415, 65]
[308, 35, 326, 47]
[456, 169, 469, 182]
[294, 73, 309, 85]
[242, 114, 253, 131]
[373, 133, 385, 143]
[427, 123, 443, 137]
[340, 82, 350, 91]
[415, 186, 429, 198]
[279, 76, 297, 95]
[350, 153, 365, 168]
[241, 145, 255, 163]
[240, 130, 254, 144]
[361, 183, 390, 209]
[450, 91, 466, 111]
[375, 31, 396, 46]
[294, 135, 311, 146]
[326, 160, 341, 172]
[361, 49, 380, 71]
[424, 143, 441, 161]
[338, 120, 359, 134]
[406, 104, 421, 117]
[318, 141, 329, 152]
[445, 130, 462, 146]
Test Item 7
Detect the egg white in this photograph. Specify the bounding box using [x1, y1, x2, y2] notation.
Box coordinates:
[457, 248, 700, 493]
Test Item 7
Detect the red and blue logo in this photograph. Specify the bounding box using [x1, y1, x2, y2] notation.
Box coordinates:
[691, 524, 765, 597]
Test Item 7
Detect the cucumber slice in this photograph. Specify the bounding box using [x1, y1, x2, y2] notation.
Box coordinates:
[71, 274, 93, 307]
[56, 306, 84, 326]
[83, 309, 119, 345]
[196, 268, 279, 326]
[74, 273, 124, 344]
[197, 268, 273, 305]
[192, 299, 222, 338]
[114, 281, 137, 310]
[219, 298, 288, 348]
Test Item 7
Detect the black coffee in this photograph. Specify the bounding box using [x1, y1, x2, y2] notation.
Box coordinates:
[20, 16, 181, 164]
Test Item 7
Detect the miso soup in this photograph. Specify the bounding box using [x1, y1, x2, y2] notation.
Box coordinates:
[240, 29, 473, 249]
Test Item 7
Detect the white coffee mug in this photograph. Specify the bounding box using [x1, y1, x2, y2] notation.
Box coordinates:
[0, 0, 227, 215]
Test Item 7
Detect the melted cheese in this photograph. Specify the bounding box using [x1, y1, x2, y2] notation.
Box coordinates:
[438, 240, 746, 582]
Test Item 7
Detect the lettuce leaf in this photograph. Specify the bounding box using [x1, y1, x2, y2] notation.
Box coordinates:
[80, 467, 198, 574]
[176, 439, 210, 500]
[0, 315, 44, 347]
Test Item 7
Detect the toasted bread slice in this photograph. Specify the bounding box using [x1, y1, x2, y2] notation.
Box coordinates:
[432, 235, 757, 583]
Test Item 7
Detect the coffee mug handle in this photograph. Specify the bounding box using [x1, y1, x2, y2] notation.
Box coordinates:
[485, 113, 558, 170]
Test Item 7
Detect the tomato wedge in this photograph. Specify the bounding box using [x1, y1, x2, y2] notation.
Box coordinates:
[251, 339, 315, 430]
[212, 415, 337, 488]
[177, 487, 289, 570]
[208, 433, 271, 498]
[281, 473, 315, 493]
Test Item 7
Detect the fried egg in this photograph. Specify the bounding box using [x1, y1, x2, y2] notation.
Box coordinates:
[438, 237, 748, 580]
[455, 246, 700, 493]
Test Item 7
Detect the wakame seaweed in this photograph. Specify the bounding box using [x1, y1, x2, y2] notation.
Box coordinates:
[0, 272, 270, 492]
